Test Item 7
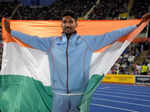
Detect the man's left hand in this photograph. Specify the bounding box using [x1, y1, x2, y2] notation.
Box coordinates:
[137, 13, 150, 27]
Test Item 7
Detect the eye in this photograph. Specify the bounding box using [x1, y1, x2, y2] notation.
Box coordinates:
[63, 20, 67, 24]
[69, 20, 73, 24]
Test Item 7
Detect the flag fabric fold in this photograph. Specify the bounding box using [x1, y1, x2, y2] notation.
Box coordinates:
[0, 18, 148, 112]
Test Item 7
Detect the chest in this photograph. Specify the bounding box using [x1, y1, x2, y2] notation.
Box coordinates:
[52, 38, 89, 54]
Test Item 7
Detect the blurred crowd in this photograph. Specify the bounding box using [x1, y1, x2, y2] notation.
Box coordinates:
[130, 0, 150, 18]
[89, 0, 129, 19]
[108, 41, 150, 75]
[0, 0, 149, 20]
[0, 0, 150, 75]
[0, 2, 16, 20]
[0, 0, 95, 20]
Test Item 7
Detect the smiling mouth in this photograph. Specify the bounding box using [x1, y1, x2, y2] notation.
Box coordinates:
[65, 28, 71, 30]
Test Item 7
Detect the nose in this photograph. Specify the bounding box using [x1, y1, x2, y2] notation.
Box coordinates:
[65, 22, 71, 27]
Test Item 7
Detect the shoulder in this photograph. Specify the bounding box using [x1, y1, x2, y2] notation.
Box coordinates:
[80, 35, 94, 40]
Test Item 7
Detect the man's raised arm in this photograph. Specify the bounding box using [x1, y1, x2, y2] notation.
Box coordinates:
[83, 13, 150, 51]
[4, 19, 53, 52]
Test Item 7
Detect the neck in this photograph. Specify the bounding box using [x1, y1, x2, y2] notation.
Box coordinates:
[66, 33, 71, 40]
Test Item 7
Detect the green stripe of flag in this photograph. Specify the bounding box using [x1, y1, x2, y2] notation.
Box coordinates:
[0, 75, 52, 112]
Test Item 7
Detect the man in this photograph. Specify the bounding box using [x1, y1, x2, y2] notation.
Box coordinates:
[141, 60, 149, 75]
[4, 11, 150, 112]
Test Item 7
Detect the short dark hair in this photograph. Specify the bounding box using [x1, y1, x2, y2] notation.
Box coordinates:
[62, 10, 78, 21]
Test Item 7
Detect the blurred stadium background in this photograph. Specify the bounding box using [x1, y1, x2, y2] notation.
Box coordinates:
[1, 0, 150, 112]
[0, 0, 150, 85]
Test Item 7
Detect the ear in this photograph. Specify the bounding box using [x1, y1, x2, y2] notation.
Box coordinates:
[75, 22, 78, 27]
[61, 22, 63, 28]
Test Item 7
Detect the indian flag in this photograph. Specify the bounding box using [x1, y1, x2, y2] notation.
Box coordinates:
[0, 18, 147, 112]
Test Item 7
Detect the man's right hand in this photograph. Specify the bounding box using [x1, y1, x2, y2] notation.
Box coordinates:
[4, 18, 11, 33]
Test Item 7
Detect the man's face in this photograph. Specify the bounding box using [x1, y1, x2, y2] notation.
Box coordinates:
[61, 16, 77, 34]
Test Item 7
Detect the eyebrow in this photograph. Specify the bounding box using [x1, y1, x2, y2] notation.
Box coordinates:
[62, 19, 74, 22]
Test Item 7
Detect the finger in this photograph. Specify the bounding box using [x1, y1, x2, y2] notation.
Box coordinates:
[4, 18, 9, 24]
[142, 13, 150, 19]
